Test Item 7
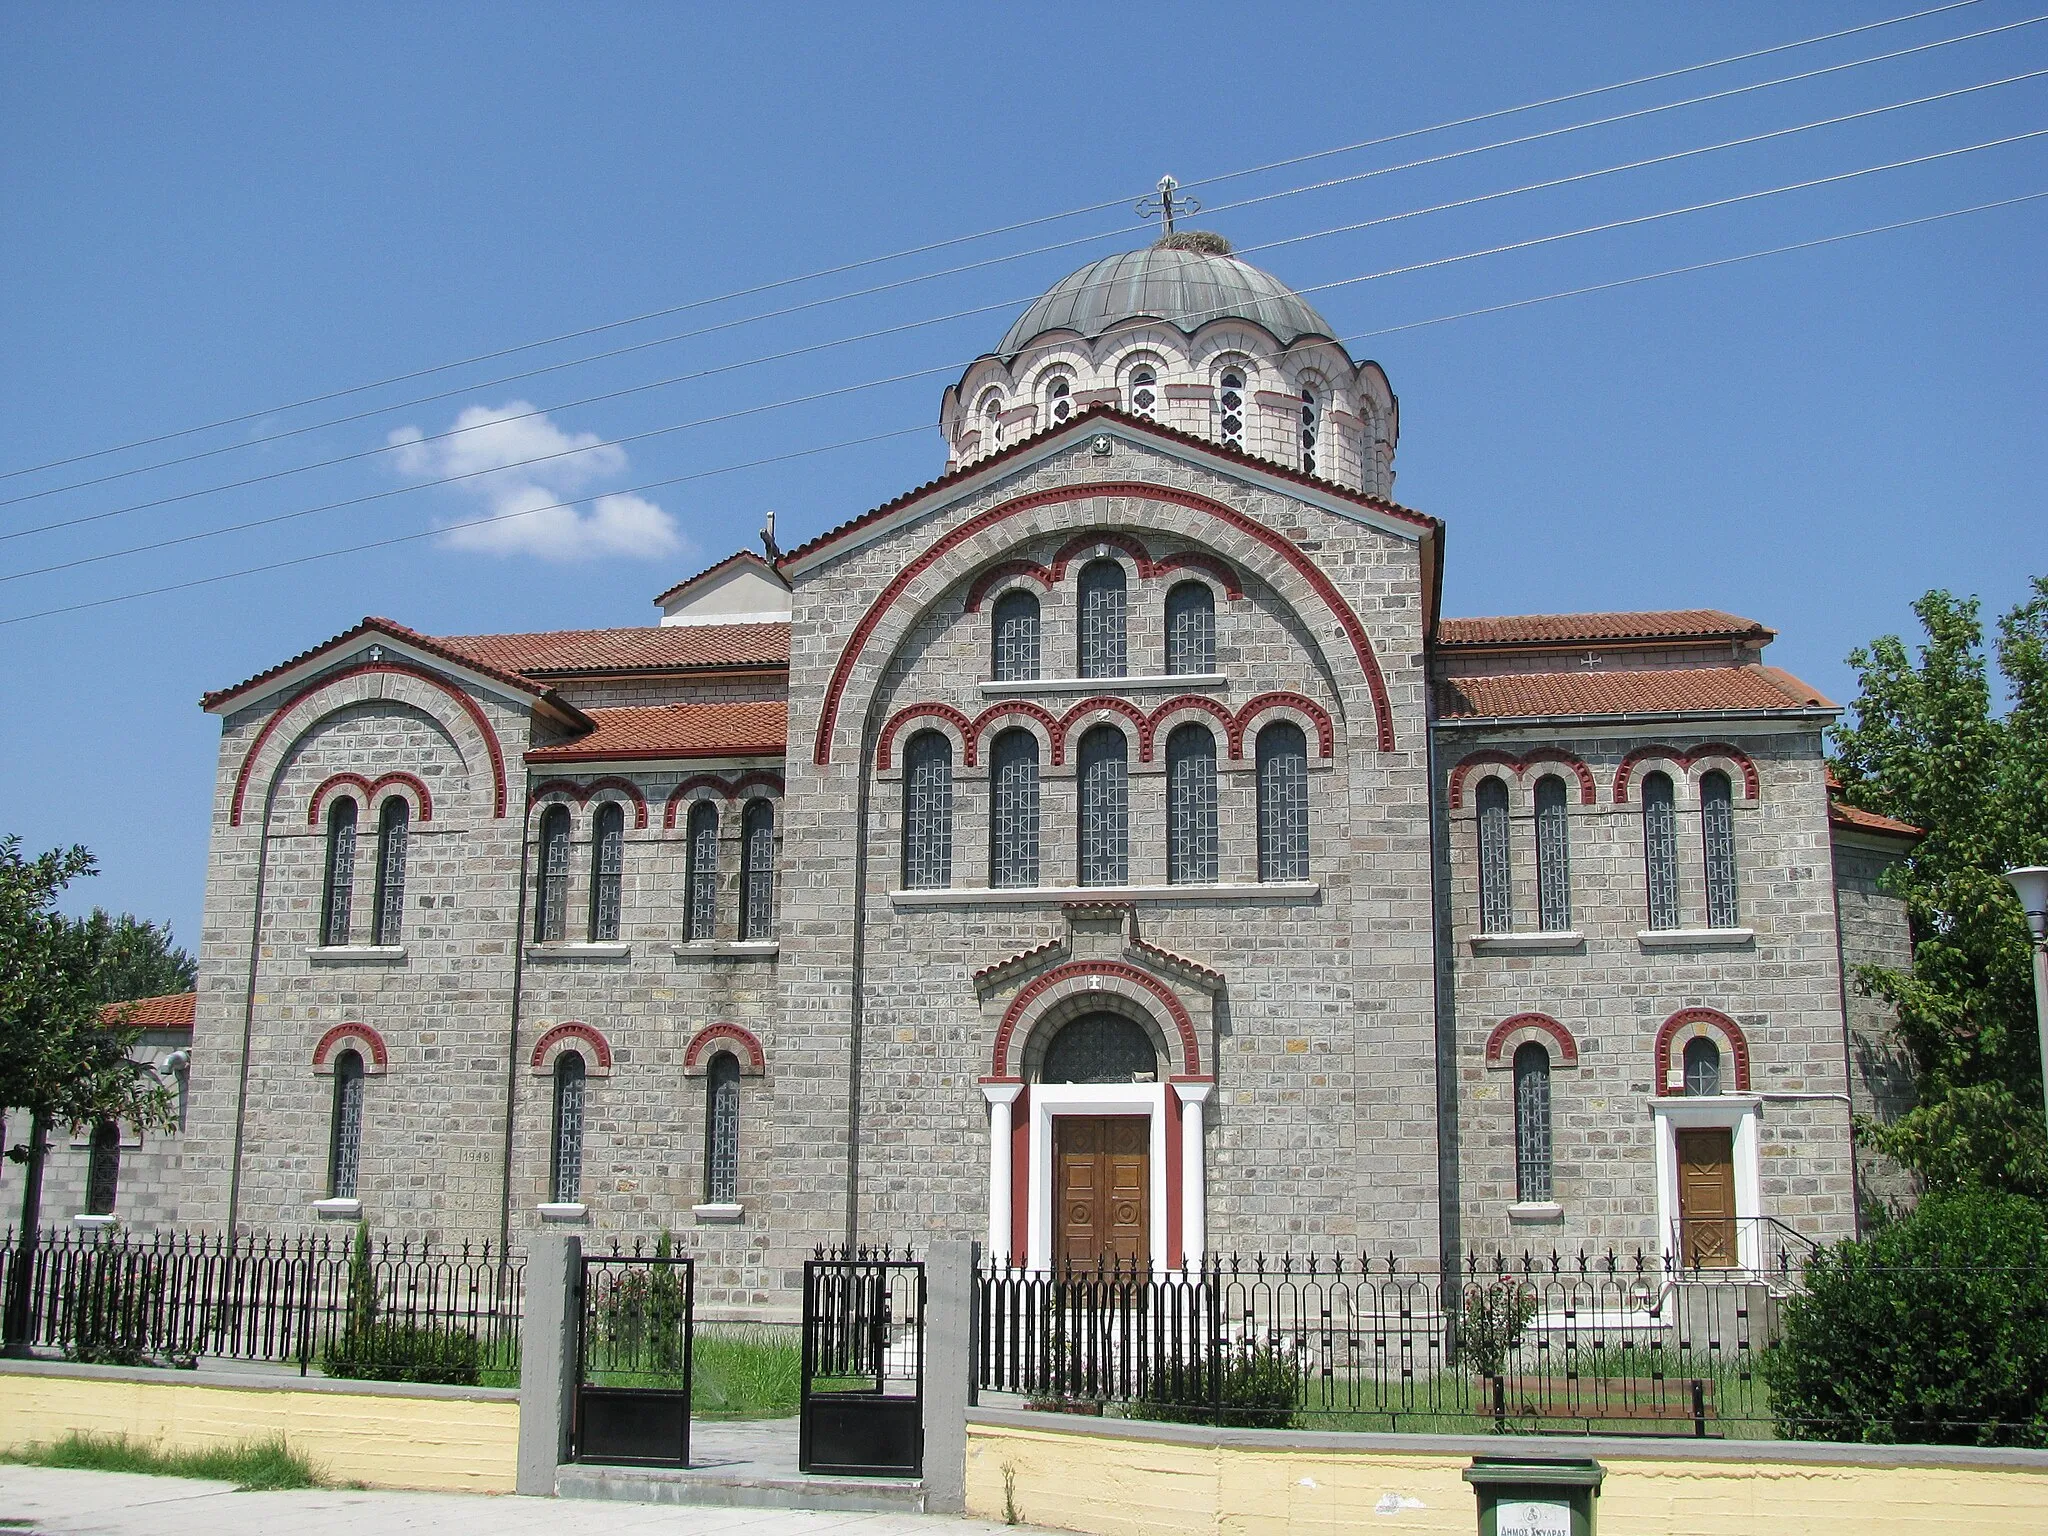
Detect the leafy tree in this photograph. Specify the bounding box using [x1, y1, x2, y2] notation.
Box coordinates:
[1831, 578, 2048, 1197]
[62, 909, 195, 1006]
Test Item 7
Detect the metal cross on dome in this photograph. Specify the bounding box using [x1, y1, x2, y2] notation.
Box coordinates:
[1136, 174, 1199, 236]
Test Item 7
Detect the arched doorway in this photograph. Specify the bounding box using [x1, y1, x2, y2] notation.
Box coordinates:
[1042, 1012, 1157, 1271]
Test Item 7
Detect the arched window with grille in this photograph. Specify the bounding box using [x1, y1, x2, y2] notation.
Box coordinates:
[684, 800, 718, 941]
[1043, 374, 1072, 426]
[1166, 723, 1217, 884]
[1078, 725, 1129, 887]
[1217, 367, 1246, 449]
[1256, 721, 1309, 882]
[1701, 770, 1738, 928]
[1642, 771, 1680, 930]
[1684, 1036, 1723, 1096]
[704, 1052, 741, 1205]
[902, 731, 954, 889]
[321, 798, 357, 947]
[1513, 1042, 1553, 1203]
[1534, 775, 1572, 932]
[550, 1051, 585, 1203]
[739, 799, 775, 940]
[989, 728, 1040, 889]
[1077, 559, 1127, 679]
[85, 1121, 120, 1217]
[535, 804, 572, 942]
[1128, 364, 1157, 417]
[328, 1048, 364, 1199]
[992, 589, 1041, 682]
[1299, 385, 1320, 475]
[588, 801, 624, 942]
[977, 388, 1003, 455]
[371, 798, 408, 946]
[1476, 778, 1512, 933]
[1165, 581, 1215, 676]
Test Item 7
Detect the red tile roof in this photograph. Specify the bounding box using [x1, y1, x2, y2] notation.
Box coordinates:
[526, 700, 787, 763]
[1437, 665, 1834, 720]
[100, 992, 196, 1028]
[1437, 610, 1772, 648]
[1828, 799, 1922, 839]
[203, 616, 549, 711]
[435, 622, 788, 677]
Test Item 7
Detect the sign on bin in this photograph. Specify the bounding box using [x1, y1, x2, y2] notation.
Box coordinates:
[1462, 1456, 1604, 1536]
[1495, 1500, 1573, 1536]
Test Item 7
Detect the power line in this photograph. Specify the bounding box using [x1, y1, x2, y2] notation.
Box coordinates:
[0, 0, 1989, 486]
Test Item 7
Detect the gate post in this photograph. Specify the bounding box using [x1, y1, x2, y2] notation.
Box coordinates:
[517, 1233, 581, 1496]
[924, 1240, 974, 1514]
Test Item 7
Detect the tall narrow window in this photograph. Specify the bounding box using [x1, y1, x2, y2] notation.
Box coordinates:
[989, 728, 1041, 889]
[1044, 375, 1072, 425]
[1299, 386, 1320, 475]
[1701, 770, 1738, 928]
[328, 1048, 364, 1199]
[321, 798, 357, 947]
[85, 1121, 120, 1216]
[978, 389, 1003, 455]
[1217, 368, 1245, 449]
[371, 798, 408, 946]
[1257, 721, 1309, 882]
[1476, 778, 1512, 933]
[1165, 581, 1215, 675]
[588, 802, 624, 942]
[1077, 559, 1127, 679]
[535, 805, 571, 942]
[1513, 1043, 1553, 1203]
[1128, 365, 1157, 417]
[1683, 1036, 1723, 1096]
[1642, 772, 1680, 930]
[550, 1052, 585, 1204]
[902, 731, 954, 889]
[684, 801, 718, 941]
[992, 589, 1041, 682]
[739, 799, 775, 940]
[1166, 723, 1218, 885]
[1534, 775, 1572, 933]
[705, 1053, 741, 1205]
[1078, 725, 1129, 887]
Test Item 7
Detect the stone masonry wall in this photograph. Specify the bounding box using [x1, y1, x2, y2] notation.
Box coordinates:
[1831, 837, 1917, 1220]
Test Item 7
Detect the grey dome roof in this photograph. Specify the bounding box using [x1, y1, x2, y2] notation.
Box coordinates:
[997, 246, 1336, 360]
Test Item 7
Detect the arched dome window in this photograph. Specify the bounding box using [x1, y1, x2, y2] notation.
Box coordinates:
[1043, 373, 1072, 426]
[1299, 384, 1320, 476]
[977, 388, 1004, 455]
[1217, 367, 1246, 450]
[1127, 365, 1158, 418]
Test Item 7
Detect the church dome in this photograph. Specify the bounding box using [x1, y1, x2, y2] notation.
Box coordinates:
[997, 244, 1336, 360]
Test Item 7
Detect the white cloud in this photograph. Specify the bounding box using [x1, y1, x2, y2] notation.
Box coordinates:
[387, 401, 684, 562]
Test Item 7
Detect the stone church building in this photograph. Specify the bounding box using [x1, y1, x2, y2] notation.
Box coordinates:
[21, 234, 1922, 1301]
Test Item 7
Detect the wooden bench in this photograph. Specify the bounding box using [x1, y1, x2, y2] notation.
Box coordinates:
[1486, 1374, 1717, 1435]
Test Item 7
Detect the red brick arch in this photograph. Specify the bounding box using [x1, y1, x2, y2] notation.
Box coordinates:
[1614, 744, 1759, 804]
[1059, 697, 1152, 761]
[1230, 692, 1335, 760]
[527, 776, 649, 829]
[1144, 696, 1237, 759]
[875, 702, 974, 771]
[306, 771, 435, 825]
[1447, 750, 1598, 810]
[1654, 1007, 1752, 1095]
[989, 961, 1203, 1081]
[683, 1022, 766, 1076]
[1483, 1012, 1580, 1068]
[970, 701, 1063, 765]
[530, 1021, 613, 1075]
[312, 1023, 388, 1074]
[964, 559, 1055, 613]
[661, 771, 783, 827]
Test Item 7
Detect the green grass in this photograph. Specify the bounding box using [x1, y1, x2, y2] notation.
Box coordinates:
[1, 1432, 326, 1490]
[691, 1324, 801, 1419]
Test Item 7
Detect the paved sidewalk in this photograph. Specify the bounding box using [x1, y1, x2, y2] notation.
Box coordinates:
[0, 1467, 1021, 1536]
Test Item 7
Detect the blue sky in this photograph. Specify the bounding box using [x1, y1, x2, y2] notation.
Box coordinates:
[4, 2, 2044, 946]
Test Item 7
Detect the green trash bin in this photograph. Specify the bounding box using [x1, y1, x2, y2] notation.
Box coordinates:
[1462, 1456, 1604, 1536]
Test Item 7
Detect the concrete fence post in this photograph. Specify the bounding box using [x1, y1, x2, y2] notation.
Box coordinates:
[517, 1232, 580, 1497]
[924, 1239, 974, 1514]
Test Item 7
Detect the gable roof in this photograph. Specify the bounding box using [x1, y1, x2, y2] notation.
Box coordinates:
[1437, 610, 1773, 649]
[652, 549, 791, 610]
[526, 700, 787, 763]
[1437, 665, 1834, 721]
[100, 991, 196, 1029]
[436, 622, 789, 678]
[202, 616, 551, 712]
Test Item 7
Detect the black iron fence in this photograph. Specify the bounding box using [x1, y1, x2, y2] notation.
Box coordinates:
[801, 1245, 925, 1477]
[0, 1226, 522, 1380]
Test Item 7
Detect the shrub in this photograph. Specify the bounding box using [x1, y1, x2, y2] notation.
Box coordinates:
[1123, 1343, 1301, 1429]
[323, 1320, 483, 1386]
[1459, 1275, 1539, 1381]
[1760, 1189, 2048, 1446]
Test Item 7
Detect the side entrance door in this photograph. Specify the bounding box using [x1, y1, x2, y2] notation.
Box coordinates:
[1055, 1115, 1149, 1270]
[1676, 1127, 1737, 1268]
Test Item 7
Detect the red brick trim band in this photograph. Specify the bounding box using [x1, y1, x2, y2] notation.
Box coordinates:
[312, 1023, 388, 1074]
[683, 1022, 767, 1076]
[1229, 691, 1335, 760]
[661, 771, 785, 828]
[875, 703, 975, 772]
[530, 1021, 613, 1074]
[527, 776, 649, 829]
[1654, 1007, 1752, 1095]
[1613, 744, 1760, 804]
[1483, 1012, 1580, 1068]
[307, 771, 435, 826]
[1448, 749, 1598, 810]
[964, 559, 1056, 614]
[875, 691, 1332, 769]
[992, 960, 1202, 1080]
[969, 701, 1064, 766]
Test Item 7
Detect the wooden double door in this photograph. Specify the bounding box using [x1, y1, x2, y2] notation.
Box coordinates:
[1676, 1127, 1737, 1268]
[1054, 1116, 1149, 1271]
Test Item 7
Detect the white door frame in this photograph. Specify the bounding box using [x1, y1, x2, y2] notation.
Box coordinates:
[1026, 1082, 1168, 1274]
[1651, 1095, 1762, 1270]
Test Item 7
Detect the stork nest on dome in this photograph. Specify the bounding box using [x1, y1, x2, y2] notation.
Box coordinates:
[1153, 229, 1232, 255]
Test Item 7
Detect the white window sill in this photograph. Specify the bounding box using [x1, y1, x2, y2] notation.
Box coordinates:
[528, 941, 631, 961]
[891, 881, 1319, 907]
[673, 941, 779, 960]
[307, 945, 406, 964]
[1637, 927, 1755, 950]
[312, 1197, 361, 1220]
[980, 674, 1227, 697]
[693, 1203, 745, 1224]
[1508, 1202, 1565, 1224]
[537, 1202, 588, 1222]
[1467, 931, 1584, 954]
[72, 1213, 119, 1230]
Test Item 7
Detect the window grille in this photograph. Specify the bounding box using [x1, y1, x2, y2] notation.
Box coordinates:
[978, 389, 1003, 454]
[551, 1052, 585, 1203]
[1045, 375, 1072, 425]
[1129, 365, 1157, 417]
[739, 799, 775, 940]
[535, 805, 571, 942]
[1257, 722, 1310, 881]
[992, 589, 1041, 681]
[1642, 772, 1680, 930]
[1683, 1036, 1722, 1096]
[1701, 770, 1738, 928]
[1165, 581, 1215, 675]
[1476, 778, 1512, 933]
[1218, 368, 1245, 449]
[1077, 559, 1127, 679]
[85, 1121, 120, 1216]
[989, 729, 1041, 888]
[1534, 775, 1572, 932]
[371, 798, 407, 946]
[328, 1049, 364, 1199]
[588, 802, 624, 942]
[685, 800, 718, 941]
[1042, 1012, 1159, 1083]
[1513, 1043, 1553, 1203]
[902, 731, 954, 889]
[321, 799, 356, 947]
[1299, 386, 1319, 476]
[705, 1053, 741, 1204]
[1078, 725, 1129, 887]
[1166, 723, 1218, 884]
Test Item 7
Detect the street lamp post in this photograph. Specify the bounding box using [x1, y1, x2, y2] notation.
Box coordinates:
[2004, 866, 2048, 1130]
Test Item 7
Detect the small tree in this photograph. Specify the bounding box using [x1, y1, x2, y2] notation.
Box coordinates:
[63, 908, 196, 1006]
[1460, 1275, 1539, 1382]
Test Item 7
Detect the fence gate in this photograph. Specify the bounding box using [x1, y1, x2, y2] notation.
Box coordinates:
[575, 1252, 695, 1467]
[799, 1248, 924, 1478]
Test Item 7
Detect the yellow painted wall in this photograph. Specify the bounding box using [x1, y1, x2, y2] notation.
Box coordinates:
[967, 1421, 2048, 1536]
[0, 1370, 519, 1494]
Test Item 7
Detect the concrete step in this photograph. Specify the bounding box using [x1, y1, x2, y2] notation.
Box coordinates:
[558, 1461, 926, 1514]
